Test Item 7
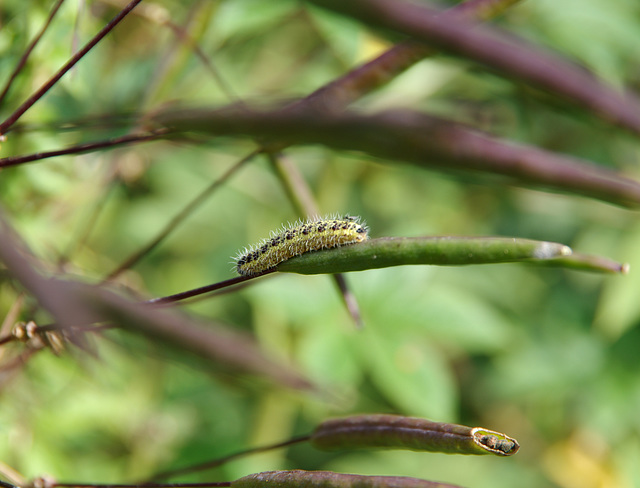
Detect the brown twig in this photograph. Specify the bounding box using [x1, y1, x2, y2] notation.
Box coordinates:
[145, 272, 275, 306]
[1, 0, 517, 167]
[103, 148, 261, 281]
[147, 436, 310, 482]
[0, 211, 313, 390]
[0, 130, 167, 168]
[0, 0, 66, 108]
[153, 107, 640, 208]
[99, 0, 523, 281]
[0, 0, 143, 135]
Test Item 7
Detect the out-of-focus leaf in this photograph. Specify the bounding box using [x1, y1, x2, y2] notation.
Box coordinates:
[306, 7, 368, 64]
[298, 317, 363, 388]
[593, 221, 640, 339]
[212, 0, 298, 42]
[519, 0, 640, 86]
[359, 322, 458, 421]
[352, 268, 514, 354]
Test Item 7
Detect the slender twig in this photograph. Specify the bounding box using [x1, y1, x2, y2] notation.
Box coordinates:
[154, 107, 640, 208]
[0, 213, 313, 389]
[0, 130, 167, 168]
[0, 0, 143, 135]
[333, 273, 364, 328]
[148, 436, 310, 482]
[129, 1, 237, 108]
[156, 278, 263, 305]
[57, 175, 119, 268]
[103, 148, 261, 281]
[145, 272, 276, 306]
[0, 0, 66, 108]
[0, 0, 516, 162]
[162, 17, 240, 104]
[267, 154, 320, 218]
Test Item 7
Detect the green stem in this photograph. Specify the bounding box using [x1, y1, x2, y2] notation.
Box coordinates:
[542, 252, 630, 274]
[275, 236, 573, 274]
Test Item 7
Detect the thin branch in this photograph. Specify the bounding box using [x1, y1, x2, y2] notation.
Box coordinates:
[268, 154, 320, 218]
[103, 148, 261, 281]
[145, 272, 276, 306]
[0, 0, 66, 107]
[162, 14, 240, 104]
[0, 0, 143, 135]
[57, 175, 119, 268]
[148, 436, 310, 482]
[139, 0, 522, 322]
[0, 0, 515, 167]
[0, 130, 167, 168]
[0, 211, 313, 390]
[153, 106, 640, 208]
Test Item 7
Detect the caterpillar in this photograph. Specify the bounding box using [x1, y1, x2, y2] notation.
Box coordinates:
[234, 215, 369, 276]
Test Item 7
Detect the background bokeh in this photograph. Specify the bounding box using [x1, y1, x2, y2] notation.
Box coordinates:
[1, 1, 640, 488]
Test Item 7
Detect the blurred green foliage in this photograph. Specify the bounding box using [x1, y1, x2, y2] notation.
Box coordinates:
[1, 1, 640, 488]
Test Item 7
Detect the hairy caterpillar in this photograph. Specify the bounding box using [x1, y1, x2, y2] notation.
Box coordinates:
[234, 216, 368, 276]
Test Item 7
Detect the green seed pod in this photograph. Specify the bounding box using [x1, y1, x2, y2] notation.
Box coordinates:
[232, 470, 462, 488]
[310, 415, 519, 456]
